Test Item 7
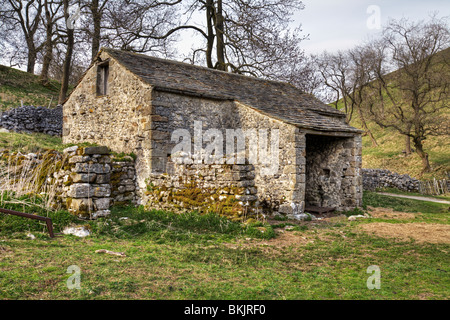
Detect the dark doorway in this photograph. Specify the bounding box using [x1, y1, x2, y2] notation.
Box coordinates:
[305, 134, 351, 209]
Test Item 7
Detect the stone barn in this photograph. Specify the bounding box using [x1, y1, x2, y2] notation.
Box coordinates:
[63, 48, 363, 219]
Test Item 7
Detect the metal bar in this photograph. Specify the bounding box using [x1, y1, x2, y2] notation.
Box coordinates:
[0, 208, 56, 238]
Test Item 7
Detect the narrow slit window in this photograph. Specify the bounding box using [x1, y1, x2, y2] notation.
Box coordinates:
[96, 61, 109, 96]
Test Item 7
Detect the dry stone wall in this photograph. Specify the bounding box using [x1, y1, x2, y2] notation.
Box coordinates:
[62, 146, 113, 219]
[111, 158, 139, 206]
[0, 105, 62, 136]
[1, 145, 138, 219]
[145, 162, 261, 221]
[62, 146, 139, 218]
[362, 168, 419, 192]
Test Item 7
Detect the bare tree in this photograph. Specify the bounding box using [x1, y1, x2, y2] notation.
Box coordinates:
[284, 54, 324, 96]
[314, 48, 379, 146]
[0, 0, 45, 73]
[171, 0, 307, 78]
[101, 0, 181, 56]
[72, 0, 181, 62]
[366, 16, 450, 173]
[79, 0, 109, 61]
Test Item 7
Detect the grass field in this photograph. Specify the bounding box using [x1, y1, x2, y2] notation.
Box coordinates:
[0, 191, 448, 300]
[0, 65, 63, 111]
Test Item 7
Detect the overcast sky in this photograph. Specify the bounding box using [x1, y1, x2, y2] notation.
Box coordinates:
[295, 0, 449, 55]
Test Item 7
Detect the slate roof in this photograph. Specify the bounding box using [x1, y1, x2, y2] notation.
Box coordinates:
[100, 48, 361, 133]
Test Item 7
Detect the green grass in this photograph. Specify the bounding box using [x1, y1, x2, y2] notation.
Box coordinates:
[376, 187, 450, 201]
[0, 131, 104, 154]
[0, 64, 63, 111]
[359, 123, 450, 180]
[0, 191, 448, 300]
[363, 191, 449, 216]
[0, 131, 63, 153]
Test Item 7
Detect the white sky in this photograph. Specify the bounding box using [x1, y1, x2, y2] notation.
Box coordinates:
[295, 0, 449, 55]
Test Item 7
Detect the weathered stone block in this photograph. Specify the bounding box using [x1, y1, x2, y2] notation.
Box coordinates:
[69, 198, 94, 213]
[68, 184, 93, 198]
[94, 198, 111, 210]
[70, 172, 97, 183]
[83, 146, 110, 155]
[74, 163, 111, 174]
[98, 155, 112, 164]
[93, 184, 111, 197]
[69, 156, 90, 163]
[96, 173, 111, 184]
[63, 146, 78, 154]
[91, 210, 111, 219]
[151, 115, 168, 122]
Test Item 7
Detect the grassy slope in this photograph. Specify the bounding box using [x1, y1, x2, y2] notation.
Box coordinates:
[0, 64, 62, 111]
[355, 117, 449, 180]
[0, 131, 63, 153]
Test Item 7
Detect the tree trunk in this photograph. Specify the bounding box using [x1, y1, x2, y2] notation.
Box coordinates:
[91, 0, 102, 61]
[413, 137, 431, 174]
[40, 2, 53, 85]
[59, 1, 75, 104]
[403, 123, 412, 155]
[205, 0, 214, 69]
[214, 0, 226, 71]
[404, 135, 412, 155]
[26, 39, 37, 74]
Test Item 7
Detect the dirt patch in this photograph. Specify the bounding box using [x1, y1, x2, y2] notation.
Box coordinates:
[217, 228, 314, 257]
[260, 229, 312, 247]
[367, 206, 417, 220]
[359, 222, 450, 244]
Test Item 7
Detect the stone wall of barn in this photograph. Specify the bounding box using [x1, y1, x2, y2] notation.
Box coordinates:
[144, 90, 304, 217]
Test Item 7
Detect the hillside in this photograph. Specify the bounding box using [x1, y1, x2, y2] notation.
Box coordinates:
[356, 118, 449, 180]
[339, 48, 450, 180]
[0, 64, 62, 111]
